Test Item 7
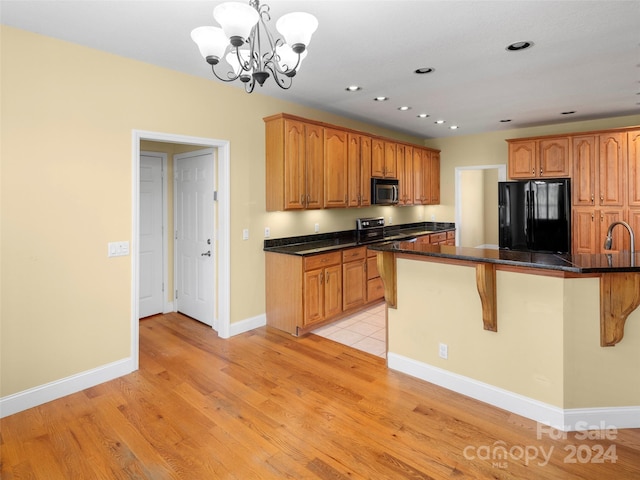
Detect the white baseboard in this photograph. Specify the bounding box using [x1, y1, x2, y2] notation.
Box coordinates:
[387, 352, 640, 431]
[0, 357, 135, 418]
[229, 313, 266, 337]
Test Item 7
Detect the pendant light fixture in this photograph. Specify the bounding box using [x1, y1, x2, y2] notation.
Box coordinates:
[191, 0, 318, 93]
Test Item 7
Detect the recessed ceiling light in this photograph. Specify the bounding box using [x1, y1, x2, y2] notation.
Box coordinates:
[414, 67, 435, 74]
[449, 125, 459, 130]
[561, 111, 576, 115]
[500, 119, 512, 123]
[417, 113, 429, 118]
[398, 106, 411, 111]
[345, 85, 362, 92]
[435, 120, 445, 125]
[374, 96, 389, 102]
[506, 41, 534, 51]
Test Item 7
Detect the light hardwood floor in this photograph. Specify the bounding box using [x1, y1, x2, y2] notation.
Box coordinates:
[2, 312, 639, 479]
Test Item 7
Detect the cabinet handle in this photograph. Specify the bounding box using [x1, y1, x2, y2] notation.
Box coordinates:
[540, 168, 543, 175]
[591, 213, 594, 221]
[325, 273, 329, 284]
[532, 169, 535, 175]
[319, 272, 324, 283]
[591, 194, 594, 204]
[301, 194, 305, 205]
[345, 194, 348, 203]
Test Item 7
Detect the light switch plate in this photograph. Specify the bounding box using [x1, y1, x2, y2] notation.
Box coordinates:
[108, 241, 130, 257]
[242, 229, 249, 240]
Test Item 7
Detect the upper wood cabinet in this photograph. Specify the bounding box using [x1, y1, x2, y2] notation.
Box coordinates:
[265, 116, 324, 211]
[507, 137, 571, 179]
[628, 130, 640, 207]
[372, 139, 397, 178]
[324, 128, 348, 208]
[347, 134, 372, 207]
[265, 113, 440, 210]
[598, 132, 626, 207]
[396, 144, 414, 205]
[572, 135, 597, 206]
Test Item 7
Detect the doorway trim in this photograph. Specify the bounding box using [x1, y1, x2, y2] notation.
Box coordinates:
[132, 130, 231, 369]
[454, 164, 506, 247]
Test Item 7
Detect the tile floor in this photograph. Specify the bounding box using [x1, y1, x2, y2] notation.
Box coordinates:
[312, 303, 387, 358]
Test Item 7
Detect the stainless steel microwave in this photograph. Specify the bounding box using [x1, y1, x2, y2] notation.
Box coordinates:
[371, 178, 399, 205]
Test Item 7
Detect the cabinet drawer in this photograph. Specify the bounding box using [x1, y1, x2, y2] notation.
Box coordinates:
[447, 230, 455, 239]
[430, 232, 447, 244]
[367, 277, 384, 302]
[304, 251, 341, 271]
[342, 246, 366, 262]
[367, 256, 379, 280]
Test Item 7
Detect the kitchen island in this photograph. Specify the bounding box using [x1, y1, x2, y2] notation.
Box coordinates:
[368, 241, 640, 431]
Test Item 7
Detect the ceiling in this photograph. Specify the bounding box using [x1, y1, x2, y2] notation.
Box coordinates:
[2, 0, 639, 138]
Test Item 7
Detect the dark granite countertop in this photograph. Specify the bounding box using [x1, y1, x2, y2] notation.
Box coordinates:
[263, 222, 455, 256]
[368, 241, 640, 273]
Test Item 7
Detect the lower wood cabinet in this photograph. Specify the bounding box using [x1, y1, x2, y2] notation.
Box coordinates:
[342, 247, 367, 311]
[572, 207, 627, 254]
[266, 247, 385, 336]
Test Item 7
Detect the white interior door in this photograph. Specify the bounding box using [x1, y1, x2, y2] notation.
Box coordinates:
[175, 149, 215, 326]
[139, 152, 165, 318]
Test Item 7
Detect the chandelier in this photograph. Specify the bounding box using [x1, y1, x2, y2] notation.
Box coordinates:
[191, 1, 318, 93]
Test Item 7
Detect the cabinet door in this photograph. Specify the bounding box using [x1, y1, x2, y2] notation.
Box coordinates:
[628, 209, 640, 247]
[598, 132, 626, 207]
[347, 134, 361, 207]
[628, 130, 640, 207]
[599, 208, 627, 253]
[303, 268, 324, 326]
[396, 145, 414, 205]
[324, 128, 348, 208]
[283, 119, 307, 210]
[305, 123, 324, 209]
[539, 137, 570, 177]
[429, 151, 440, 204]
[360, 136, 372, 206]
[384, 141, 397, 178]
[572, 207, 597, 254]
[572, 135, 597, 206]
[508, 140, 537, 179]
[324, 265, 343, 320]
[343, 259, 366, 310]
[371, 138, 385, 177]
[412, 148, 426, 204]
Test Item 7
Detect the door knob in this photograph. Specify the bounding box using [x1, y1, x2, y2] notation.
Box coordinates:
[201, 251, 211, 257]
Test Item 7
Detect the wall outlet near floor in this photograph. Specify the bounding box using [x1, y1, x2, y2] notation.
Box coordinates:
[264, 227, 270, 238]
[314, 223, 320, 233]
[438, 343, 448, 359]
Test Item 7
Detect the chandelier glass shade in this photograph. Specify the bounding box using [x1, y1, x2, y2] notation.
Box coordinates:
[191, 0, 318, 93]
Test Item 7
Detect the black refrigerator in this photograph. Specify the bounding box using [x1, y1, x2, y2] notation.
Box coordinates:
[498, 179, 571, 253]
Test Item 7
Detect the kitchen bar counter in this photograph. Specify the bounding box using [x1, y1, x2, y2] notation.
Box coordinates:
[263, 222, 455, 256]
[369, 241, 640, 430]
[368, 241, 640, 273]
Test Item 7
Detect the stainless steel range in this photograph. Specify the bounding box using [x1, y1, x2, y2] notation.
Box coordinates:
[356, 217, 385, 244]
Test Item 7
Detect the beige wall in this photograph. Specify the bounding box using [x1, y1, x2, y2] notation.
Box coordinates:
[2, 25, 640, 400]
[0, 26, 425, 397]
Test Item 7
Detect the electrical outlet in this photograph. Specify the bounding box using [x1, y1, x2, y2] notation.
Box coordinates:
[314, 223, 320, 233]
[388, 216, 393, 225]
[264, 227, 270, 238]
[108, 241, 130, 257]
[438, 343, 448, 359]
[242, 229, 249, 240]
[431, 214, 436, 221]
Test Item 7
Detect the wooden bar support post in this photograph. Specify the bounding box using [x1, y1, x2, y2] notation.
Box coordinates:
[476, 263, 498, 332]
[376, 251, 397, 308]
[600, 272, 640, 346]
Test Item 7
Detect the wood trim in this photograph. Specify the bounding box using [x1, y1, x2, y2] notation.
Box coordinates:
[506, 124, 640, 143]
[600, 272, 640, 346]
[263, 112, 441, 154]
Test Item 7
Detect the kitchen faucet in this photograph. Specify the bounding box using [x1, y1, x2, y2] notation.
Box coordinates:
[604, 221, 635, 254]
